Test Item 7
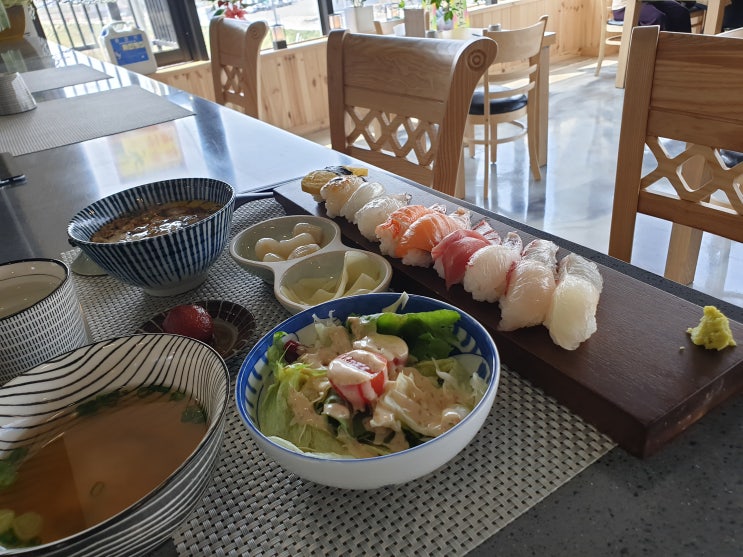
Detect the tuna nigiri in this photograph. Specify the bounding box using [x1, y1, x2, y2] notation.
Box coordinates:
[375, 204, 445, 257]
[431, 220, 501, 289]
[543, 253, 603, 350]
[462, 232, 523, 303]
[498, 239, 558, 331]
[394, 208, 471, 267]
[354, 193, 411, 241]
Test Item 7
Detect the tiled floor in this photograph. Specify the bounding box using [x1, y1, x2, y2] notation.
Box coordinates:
[302, 56, 742, 307]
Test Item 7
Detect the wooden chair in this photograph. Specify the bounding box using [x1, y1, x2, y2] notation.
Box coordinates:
[326, 30, 497, 198]
[608, 26, 743, 285]
[461, 16, 548, 197]
[688, 2, 707, 33]
[210, 17, 268, 119]
[595, 0, 623, 77]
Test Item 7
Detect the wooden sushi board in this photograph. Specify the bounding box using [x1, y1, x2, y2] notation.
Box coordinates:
[273, 181, 743, 458]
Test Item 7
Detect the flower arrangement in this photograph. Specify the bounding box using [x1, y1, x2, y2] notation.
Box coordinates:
[212, 0, 249, 19]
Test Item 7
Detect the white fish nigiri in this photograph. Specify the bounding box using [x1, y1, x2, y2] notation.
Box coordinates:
[544, 253, 603, 350]
[320, 175, 365, 218]
[498, 239, 558, 331]
[340, 181, 386, 222]
[462, 232, 522, 303]
[354, 193, 411, 241]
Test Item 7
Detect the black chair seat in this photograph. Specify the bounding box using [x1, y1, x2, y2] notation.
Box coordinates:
[469, 86, 527, 116]
[720, 149, 743, 167]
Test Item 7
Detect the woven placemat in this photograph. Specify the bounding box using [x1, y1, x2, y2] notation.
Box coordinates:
[0, 86, 193, 156]
[63, 199, 616, 556]
[20, 64, 111, 93]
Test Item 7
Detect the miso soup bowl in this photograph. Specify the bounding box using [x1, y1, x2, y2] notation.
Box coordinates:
[0, 334, 229, 557]
[68, 178, 235, 297]
[235, 292, 500, 490]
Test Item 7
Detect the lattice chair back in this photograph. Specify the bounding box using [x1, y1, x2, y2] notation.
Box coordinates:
[210, 17, 268, 119]
[609, 26, 743, 282]
[326, 30, 497, 197]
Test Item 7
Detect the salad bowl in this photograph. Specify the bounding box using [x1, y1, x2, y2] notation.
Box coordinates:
[235, 292, 500, 490]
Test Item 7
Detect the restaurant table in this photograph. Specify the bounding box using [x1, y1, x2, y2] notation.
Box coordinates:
[2, 35, 742, 557]
[614, 0, 733, 88]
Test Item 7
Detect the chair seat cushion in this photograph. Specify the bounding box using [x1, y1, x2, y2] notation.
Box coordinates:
[608, 19, 623, 26]
[469, 86, 527, 116]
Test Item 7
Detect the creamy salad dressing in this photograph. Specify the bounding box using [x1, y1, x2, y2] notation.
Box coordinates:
[259, 310, 485, 459]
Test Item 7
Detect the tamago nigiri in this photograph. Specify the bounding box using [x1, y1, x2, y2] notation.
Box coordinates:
[544, 253, 603, 350]
[498, 239, 559, 331]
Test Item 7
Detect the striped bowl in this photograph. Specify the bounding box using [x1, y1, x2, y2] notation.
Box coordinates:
[235, 292, 500, 490]
[0, 334, 229, 556]
[67, 178, 235, 297]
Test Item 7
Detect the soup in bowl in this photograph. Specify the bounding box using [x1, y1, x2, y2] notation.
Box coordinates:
[0, 334, 229, 556]
[68, 178, 235, 297]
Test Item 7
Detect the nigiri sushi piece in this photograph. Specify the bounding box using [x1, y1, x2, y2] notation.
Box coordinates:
[432, 225, 500, 288]
[462, 232, 523, 303]
[498, 239, 559, 331]
[375, 204, 445, 257]
[395, 208, 471, 267]
[340, 181, 385, 222]
[472, 219, 501, 244]
[320, 175, 365, 218]
[543, 253, 603, 350]
[355, 193, 411, 241]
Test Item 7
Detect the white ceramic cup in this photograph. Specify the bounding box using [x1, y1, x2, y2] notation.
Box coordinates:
[0, 259, 88, 383]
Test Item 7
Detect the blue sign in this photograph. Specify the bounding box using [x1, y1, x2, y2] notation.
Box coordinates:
[109, 33, 150, 66]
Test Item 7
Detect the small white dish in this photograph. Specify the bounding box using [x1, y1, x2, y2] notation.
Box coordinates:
[275, 249, 393, 314]
[230, 215, 342, 284]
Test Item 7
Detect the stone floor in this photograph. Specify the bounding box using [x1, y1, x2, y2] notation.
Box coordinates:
[303, 55, 743, 308]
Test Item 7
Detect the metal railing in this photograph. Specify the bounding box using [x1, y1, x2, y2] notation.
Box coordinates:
[33, 0, 203, 66]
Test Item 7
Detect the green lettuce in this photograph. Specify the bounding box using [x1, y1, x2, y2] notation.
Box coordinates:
[367, 309, 461, 361]
[258, 358, 348, 455]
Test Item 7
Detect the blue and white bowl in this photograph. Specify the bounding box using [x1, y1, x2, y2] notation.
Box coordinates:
[0, 333, 229, 557]
[235, 292, 500, 490]
[68, 178, 235, 297]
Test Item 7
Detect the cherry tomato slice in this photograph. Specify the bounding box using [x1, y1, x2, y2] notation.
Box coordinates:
[327, 350, 387, 411]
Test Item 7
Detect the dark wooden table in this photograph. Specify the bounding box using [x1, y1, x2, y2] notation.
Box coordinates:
[2, 35, 742, 557]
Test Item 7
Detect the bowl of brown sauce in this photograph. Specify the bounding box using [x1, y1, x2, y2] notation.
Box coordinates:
[0, 333, 229, 556]
[67, 178, 235, 296]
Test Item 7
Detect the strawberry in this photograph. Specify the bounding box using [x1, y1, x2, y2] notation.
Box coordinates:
[162, 305, 214, 343]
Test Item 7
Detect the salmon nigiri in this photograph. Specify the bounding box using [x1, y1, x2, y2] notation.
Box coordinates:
[431, 220, 501, 288]
[375, 204, 445, 257]
[394, 208, 471, 267]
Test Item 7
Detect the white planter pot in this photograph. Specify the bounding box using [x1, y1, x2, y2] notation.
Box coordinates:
[344, 5, 375, 34]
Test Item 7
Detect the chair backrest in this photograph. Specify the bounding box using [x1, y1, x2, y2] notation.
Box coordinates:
[373, 19, 403, 35]
[608, 26, 743, 263]
[326, 30, 497, 197]
[480, 16, 547, 110]
[210, 17, 268, 119]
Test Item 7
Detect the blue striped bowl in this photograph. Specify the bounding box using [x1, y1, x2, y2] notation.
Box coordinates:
[235, 292, 500, 489]
[0, 333, 229, 557]
[68, 178, 235, 297]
